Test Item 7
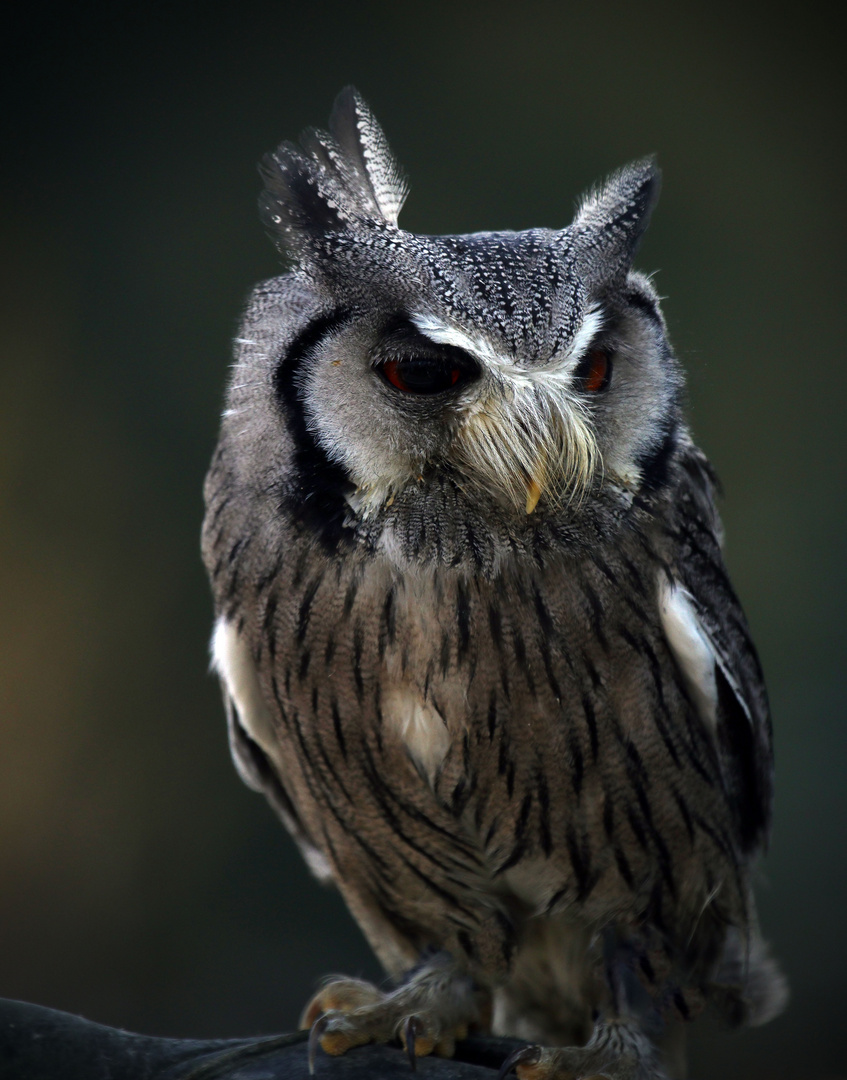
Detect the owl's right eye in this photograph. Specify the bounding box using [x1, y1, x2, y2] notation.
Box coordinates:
[379, 355, 465, 395]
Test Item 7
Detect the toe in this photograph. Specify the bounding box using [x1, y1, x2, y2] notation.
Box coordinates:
[498, 1044, 543, 1080]
[308, 1009, 376, 1071]
[300, 977, 386, 1029]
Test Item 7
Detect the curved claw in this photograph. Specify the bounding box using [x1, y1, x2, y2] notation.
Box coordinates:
[403, 1015, 423, 1071]
[498, 1043, 542, 1080]
[308, 1013, 330, 1076]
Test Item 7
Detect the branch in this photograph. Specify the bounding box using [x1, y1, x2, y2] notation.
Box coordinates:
[0, 997, 525, 1079]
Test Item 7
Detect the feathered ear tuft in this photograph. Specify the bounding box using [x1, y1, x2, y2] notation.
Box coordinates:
[328, 87, 408, 226]
[259, 87, 408, 262]
[571, 157, 661, 272]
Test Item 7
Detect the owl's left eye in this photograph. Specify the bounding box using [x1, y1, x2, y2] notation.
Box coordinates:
[379, 356, 464, 395]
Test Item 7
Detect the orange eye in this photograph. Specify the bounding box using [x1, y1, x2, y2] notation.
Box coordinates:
[381, 356, 462, 394]
[580, 348, 611, 393]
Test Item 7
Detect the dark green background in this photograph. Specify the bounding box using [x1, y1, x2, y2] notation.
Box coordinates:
[1, 5, 844, 1077]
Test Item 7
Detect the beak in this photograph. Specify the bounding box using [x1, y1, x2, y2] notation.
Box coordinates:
[525, 475, 543, 515]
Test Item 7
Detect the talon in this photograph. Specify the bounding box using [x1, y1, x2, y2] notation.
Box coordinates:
[308, 1014, 329, 1075]
[404, 1015, 422, 1070]
[301, 998, 324, 1031]
[498, 1043, 541, 1080]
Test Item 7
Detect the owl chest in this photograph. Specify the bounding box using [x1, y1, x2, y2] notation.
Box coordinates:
[275, 556, 619, 811]
[275, 564, 469, 768]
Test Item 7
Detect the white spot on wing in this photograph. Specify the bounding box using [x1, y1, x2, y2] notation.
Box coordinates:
[383, 685, 451, 782]
[657, 576, 718, 731]
[211, 617, 333, 882]
[212, 617, 279, 759]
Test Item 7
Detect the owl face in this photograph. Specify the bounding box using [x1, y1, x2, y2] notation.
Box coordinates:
[255, 89, 683, 535]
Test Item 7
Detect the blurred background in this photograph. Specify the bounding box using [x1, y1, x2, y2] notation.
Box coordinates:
[1, 4, 844, 1077]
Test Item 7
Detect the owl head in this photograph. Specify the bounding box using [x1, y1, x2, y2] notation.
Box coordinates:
[238, 88, 683, 557]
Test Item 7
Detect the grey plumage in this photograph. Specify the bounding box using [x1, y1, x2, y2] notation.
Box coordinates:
[203, 88, 785, 1077]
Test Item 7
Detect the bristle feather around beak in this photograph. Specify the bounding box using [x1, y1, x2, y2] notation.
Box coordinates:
[453, 374, 599, 514]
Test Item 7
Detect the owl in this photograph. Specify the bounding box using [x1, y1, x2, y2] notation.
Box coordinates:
[202, 88, 786, 1079]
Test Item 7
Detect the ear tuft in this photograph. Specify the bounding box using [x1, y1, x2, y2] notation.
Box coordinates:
[572, 157, 661, 269]
[329, 86, 408, 227]
[259, 87, 407, 261]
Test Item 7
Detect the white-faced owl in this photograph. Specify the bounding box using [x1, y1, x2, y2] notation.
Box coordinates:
[202, 88, 786, 1079]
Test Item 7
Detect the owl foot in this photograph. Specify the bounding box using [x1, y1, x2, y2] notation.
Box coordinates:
[301, 952, 483, 1072]
[498, 1017, 668, 1080]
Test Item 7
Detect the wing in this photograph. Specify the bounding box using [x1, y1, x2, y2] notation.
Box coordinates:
[211, 616, 334, 883]
[659, 440, 773, 855]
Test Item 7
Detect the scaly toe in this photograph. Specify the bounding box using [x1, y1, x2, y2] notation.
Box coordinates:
[308, 1009, 379, 1074]
[300, 976, 386, 1030]
[497, 1026, 664, 1080]
[499, 1047, 610, 1080]
[498, 1044, 546, 1080]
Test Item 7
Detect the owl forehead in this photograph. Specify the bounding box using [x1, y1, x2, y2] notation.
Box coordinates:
[324, 225, 590, 362]
[421, 231, 589, 359]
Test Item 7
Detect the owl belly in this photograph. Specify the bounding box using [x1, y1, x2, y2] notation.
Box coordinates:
[259, 548, 743, 983]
